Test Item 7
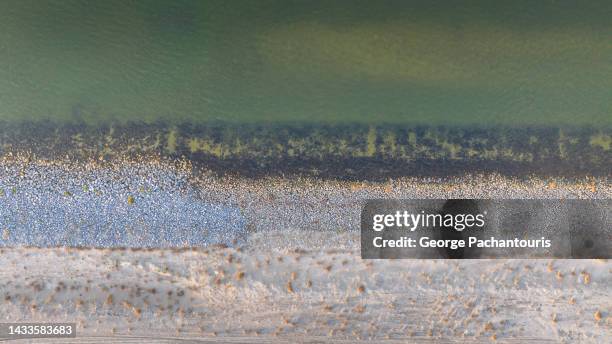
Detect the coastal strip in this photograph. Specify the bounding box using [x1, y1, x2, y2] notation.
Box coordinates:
[0, 122, 609, 179]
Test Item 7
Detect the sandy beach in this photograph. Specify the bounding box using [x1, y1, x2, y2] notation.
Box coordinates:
[1, 246, 610, 343]
[0, 158, 610, 342]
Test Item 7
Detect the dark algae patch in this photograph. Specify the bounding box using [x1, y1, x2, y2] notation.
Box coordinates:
[1, 122, 609, 180]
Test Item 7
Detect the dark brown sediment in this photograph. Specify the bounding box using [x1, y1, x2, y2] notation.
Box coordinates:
[0, 121, 609, 180]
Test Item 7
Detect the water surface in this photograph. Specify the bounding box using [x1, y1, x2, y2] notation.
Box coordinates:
[1, 0, 611, 126]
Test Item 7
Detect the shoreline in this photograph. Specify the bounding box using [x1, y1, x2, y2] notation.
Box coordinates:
[1, 122, 609, 179]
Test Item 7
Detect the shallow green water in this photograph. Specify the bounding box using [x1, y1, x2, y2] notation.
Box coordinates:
[1, 0, 611, 126]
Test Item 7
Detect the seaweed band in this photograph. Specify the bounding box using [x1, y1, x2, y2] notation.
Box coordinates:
[0, 122, 609, 179]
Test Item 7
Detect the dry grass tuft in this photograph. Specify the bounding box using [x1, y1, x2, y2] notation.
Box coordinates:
[133, 307, 142, 318]
[75, 299, 84, 309]
[594, 310, 602, 322]
[582, 271, 591, 285]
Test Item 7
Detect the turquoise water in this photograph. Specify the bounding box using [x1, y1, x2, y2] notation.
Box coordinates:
[0, 0, 611, 126]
